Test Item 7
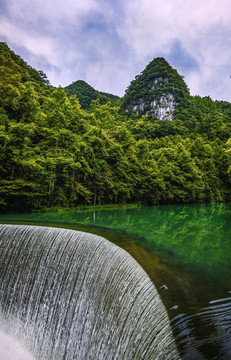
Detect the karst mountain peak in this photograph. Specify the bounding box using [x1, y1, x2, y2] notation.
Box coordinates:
[120, 57, 190, 120]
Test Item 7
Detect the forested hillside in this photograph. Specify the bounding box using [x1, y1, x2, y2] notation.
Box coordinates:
[0, 42, 231, 211]
[64, 80, 120, 109]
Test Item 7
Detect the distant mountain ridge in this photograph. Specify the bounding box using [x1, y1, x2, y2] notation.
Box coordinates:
[64, 58, 190, 119]
[64, 80, 120, 109]
[0, 40, 201, 120]
[2, 41, 230, 122]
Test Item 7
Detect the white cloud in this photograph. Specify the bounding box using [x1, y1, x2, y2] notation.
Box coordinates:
[5, 0, 99, 25]
[0, 0, 231, 100]
[118, 0, 231, 100]
[120, 0, 230, 57]
[0, 19, 59, 65]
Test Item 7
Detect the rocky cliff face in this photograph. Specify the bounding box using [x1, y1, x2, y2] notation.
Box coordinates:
[121, 57, 190, 120]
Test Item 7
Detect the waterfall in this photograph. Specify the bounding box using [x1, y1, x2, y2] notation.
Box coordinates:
[0, 224, 180, 360]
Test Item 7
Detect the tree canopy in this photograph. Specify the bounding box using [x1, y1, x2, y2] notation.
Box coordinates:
[64, 80, 120, 109]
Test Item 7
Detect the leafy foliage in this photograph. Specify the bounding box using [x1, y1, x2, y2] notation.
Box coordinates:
[64, 80, 120, 109]
[0, 43, 231, 211]
[0, 42, 50, 86]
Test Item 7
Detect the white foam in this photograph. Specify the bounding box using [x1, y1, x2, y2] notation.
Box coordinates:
[0, 330, 34, 360]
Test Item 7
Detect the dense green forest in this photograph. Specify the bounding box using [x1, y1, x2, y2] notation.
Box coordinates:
[64, 80, 120, 109]
[0, 42, 231, 212]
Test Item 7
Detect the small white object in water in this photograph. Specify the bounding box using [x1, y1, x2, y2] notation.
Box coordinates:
[160, 285, 168, 290]
[170, 305, 179, 310]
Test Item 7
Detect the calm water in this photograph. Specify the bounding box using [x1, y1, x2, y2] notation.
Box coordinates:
[1, 203, 231, 359]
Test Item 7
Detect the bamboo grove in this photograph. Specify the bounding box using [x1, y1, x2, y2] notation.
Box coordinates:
[1, 42, 231, 211]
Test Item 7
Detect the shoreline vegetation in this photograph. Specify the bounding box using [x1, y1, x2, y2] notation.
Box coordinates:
[1, 42, 231, 213]
[0, 203, 143, 214]
[1, 200, 228, 215]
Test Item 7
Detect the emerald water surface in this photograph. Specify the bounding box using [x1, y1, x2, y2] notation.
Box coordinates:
[1, 202, 231, 359]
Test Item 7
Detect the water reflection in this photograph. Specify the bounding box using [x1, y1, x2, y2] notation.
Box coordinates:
[2, 203, 230, 285]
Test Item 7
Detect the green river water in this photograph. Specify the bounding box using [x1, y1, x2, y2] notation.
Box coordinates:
[1, 202, 231, 359]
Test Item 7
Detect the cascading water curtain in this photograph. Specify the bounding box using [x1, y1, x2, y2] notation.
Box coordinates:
[0, 224, 180, 360]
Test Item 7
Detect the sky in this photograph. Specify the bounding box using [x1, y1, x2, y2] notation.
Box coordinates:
[0, 0, 231, 101]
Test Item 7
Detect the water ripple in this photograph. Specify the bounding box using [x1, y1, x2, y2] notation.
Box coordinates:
[171, 296, 231, 359]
